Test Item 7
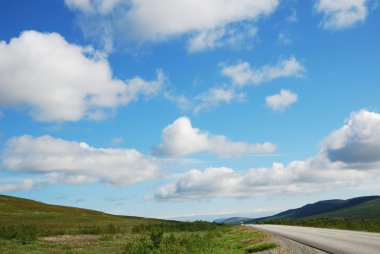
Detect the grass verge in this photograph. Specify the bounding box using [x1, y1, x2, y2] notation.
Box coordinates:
[258, 218, 380, 232]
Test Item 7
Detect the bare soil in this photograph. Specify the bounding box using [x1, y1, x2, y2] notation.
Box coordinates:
[41, 234, 102, 244]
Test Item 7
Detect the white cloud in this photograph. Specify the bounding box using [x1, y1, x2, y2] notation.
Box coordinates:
[153, 116, 277, 158]
[163, 92, 192, 111]
[155, 109, 380, 201]
[2, 135, 162, 186]
[165, 87, 245, 114]
[315, 0, 370, 30]
[321, 109, 380, 165]
[266, 89, 298, 111]
[193, 87, 246, 114]
[0, 31, 164, 122]
[65, 0, 92, 12]
[155, 163, 369, 200]
[222, 56, 304, 87]
[0, 179, 35, 193]
[187, 28, 227, 53]
[65, 0, 279, 50]
[65, 0, 121, 14]
[187, 26, 258, 53]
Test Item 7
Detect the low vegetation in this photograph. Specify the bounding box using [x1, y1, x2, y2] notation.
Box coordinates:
[258, 218, 380, 233]
[0, 224, 277, 254]
[0, 195, 279, 253]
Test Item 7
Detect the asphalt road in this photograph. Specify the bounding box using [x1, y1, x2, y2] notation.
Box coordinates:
[250, 224, 380, 254]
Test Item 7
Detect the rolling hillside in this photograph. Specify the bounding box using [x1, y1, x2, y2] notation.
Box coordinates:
[0, 195, 279, 254]
[0, 194, 164, 235]
[309, 197, 380, 219]
[268, 195, 380, 220]
[216, 196, 380, 225]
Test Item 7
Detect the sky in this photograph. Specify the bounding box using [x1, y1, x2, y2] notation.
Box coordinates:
[0, 0, 380, 220]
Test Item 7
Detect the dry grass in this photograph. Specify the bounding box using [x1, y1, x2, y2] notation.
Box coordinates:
[41, 234, 101, 244]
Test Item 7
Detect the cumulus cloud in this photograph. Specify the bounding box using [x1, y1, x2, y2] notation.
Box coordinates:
[321, 109, 380, 165]
[315, 0, 370, 30]
[155, 109, 380, 200]
[155, 163, 369, 200]
[65, 0, 279, 50]
[222, 56, 304, 87]
[2, 135, 162, 186]
[0, 31, 164, 122]
[153, 117, 277, 158]
[266, 89, 298, 111]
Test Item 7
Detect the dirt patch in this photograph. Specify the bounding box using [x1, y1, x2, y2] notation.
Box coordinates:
[41, 234, 101, 244]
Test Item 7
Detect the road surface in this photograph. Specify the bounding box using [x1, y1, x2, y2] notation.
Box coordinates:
[249, 224, 380, 254]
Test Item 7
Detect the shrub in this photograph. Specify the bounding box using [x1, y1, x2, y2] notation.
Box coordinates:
[246, 242, 277, 253]
[150, 229, 163, 249]
[79, 225, 101, 234]
[0, 225, 38, 243]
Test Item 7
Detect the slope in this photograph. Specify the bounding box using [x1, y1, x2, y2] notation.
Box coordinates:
[0, 194, 164, 235]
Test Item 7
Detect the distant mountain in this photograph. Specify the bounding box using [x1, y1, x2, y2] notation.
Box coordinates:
[216, 196, 380, 225]
[271, 196, 380, 220]
[213, 217, 252, 225]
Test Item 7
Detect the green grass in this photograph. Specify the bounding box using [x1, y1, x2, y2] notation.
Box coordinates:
[258, 218, 380, 232]
[0, 195, 279, 253]
[0, 225, 276, 254]
[0, 195, 166, 236]
[245, 243, 277, 253]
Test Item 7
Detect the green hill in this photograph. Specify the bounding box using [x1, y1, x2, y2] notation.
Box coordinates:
[269, 195, 380, 220]
[0, 195, 279, 254]
[309, 197, 380, 219]
[0, 194, 163, 236]
[251, 196, 380, 233]
[216, 196, 380, 226]
[213, 217, 252, 225]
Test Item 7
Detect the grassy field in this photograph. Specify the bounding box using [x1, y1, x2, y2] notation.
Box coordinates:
[0, 195, 278, 253]
[0, 195, 164, 236]
[258, 218, 380, 233]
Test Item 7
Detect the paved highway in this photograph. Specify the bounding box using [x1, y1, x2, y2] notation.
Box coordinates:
[250, 224, 380, 254]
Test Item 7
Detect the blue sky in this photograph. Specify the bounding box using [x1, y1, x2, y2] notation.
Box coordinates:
[1, 0, 380, 220]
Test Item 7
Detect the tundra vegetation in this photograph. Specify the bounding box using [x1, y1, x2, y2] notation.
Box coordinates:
[0, 195, 277, 253]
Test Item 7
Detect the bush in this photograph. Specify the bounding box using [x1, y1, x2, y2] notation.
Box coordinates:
[79, 225, 101, 234]
[124, 236, 152, 254]
[0, 225, 38, 244]
[131, 221, 220, 234]
[106, 224, 119, 234]
[150, 229, 164, 249]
